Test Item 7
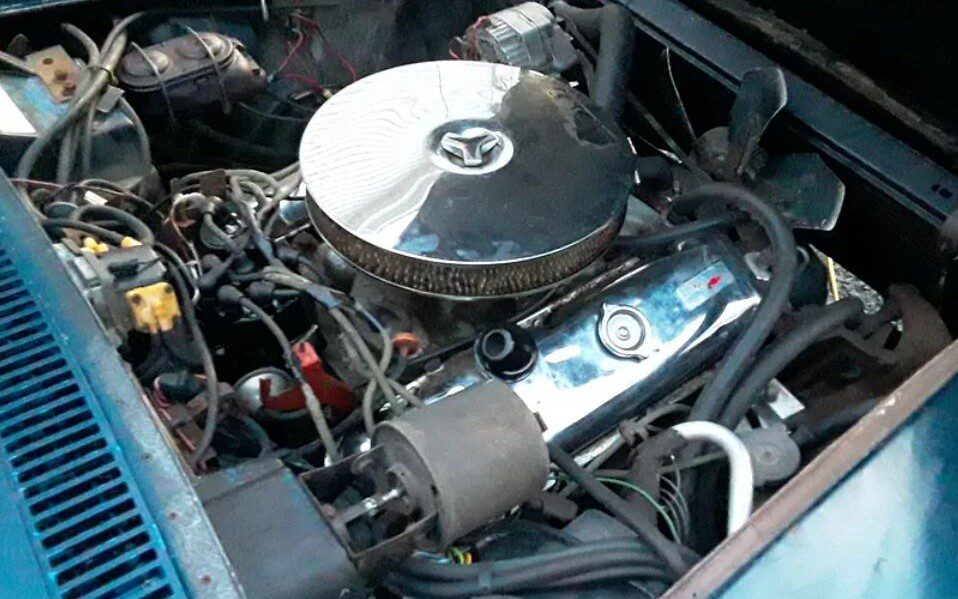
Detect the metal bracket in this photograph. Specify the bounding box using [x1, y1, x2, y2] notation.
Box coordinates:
[24, 45, 79, 102]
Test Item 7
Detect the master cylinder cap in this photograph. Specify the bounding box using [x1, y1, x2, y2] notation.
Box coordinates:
[300, 60, 634, 298]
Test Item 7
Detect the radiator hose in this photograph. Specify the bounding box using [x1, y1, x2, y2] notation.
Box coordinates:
[552, 1, 636, 119]
[673, 184, 798, 423]
[718, 297, 864, 428]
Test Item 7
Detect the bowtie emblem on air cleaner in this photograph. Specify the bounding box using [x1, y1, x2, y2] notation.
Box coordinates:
[440, 127, 503, 167]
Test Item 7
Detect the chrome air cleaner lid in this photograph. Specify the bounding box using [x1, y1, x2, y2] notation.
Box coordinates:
[300, 61, 634, 298]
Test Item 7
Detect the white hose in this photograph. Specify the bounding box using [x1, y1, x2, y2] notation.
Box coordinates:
[670, 421, 754, 535]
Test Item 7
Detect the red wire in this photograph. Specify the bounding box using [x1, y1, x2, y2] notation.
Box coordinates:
[448, 37, 464, 60]
[469, 16, 490, 59]
[275, 28, 306, 75]
[152, 378, 172, 409]
[9, 178, 61, 189]
[282, 73, 327, 95]
[291, 13, 359, 82]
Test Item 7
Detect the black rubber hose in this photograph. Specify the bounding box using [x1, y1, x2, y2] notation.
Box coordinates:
[548, 443, 689, 576]
[40, 219, 126, 244]
[68, 204, 155, 244]
[391, 543, 671, 596]
[718, 297, 864, 429]
[158, 249, 220, 468]
[388, 564, 668, 598]
[238, 296, 298, 371]
[535, 566, 667, 591]
[403, 554, 666, 586]
[202, 213, 241, 253]
[80, 103, 99, 179]
[788, 398, 881, 450]
[675, 185, 794, 551]
[551, 2, 635, 119]
[153, 240, 198, 294]
[402, 541, 660, 581]
[673, 184, 797, 423]
[227, 290, 340, 461]
[134, 333, 170, 381]
[60, 23, 102, 182]
[62, 23, 101, 64]
[614, 213, 745, 252]
[56, 121, 79, 183]
[118, 97, 153, 189]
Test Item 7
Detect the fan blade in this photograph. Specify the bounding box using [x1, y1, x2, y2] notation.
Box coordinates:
[751, 153, 845, 230]
[727, 68, 787, 176]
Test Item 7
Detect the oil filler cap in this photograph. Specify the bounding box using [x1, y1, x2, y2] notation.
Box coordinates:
[477, 324, 537, 380]
[598, 304, 651, 359]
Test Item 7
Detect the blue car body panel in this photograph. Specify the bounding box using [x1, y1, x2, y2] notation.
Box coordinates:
[664, 340, 958, 599]
[0, 183, 185, 598]
[0, 463, 49, 597]
[0, 173, 241, 599]
[713, 372, 958, 598]
[0, 0, 89, 15]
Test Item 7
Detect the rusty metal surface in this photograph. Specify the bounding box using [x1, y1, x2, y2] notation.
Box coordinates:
[24, 45, 79, 102]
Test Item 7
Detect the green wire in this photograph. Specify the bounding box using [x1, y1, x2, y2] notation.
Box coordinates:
[551, 472, 683, 543]
[595, 477, 682, 544]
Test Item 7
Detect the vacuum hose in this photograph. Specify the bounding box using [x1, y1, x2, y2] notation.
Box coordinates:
[552, 1, 636, 119]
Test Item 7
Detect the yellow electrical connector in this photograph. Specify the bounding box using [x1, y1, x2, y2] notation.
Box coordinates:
[81, 236, 110, 255]
[126, 282, 181, 334]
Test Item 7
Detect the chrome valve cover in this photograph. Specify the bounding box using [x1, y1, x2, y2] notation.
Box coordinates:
[409, 241, 760, 451]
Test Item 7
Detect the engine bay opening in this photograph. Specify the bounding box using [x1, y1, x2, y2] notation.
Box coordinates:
[0, 1, 953, 598]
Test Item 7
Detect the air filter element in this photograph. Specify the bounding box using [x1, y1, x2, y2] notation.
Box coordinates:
[300, 61, 634, 298]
